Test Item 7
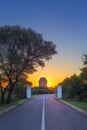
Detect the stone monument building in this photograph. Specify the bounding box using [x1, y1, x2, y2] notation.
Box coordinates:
[39, 77, 47, 88]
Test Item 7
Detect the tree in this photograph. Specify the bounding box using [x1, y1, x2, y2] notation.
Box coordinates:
[80, 54, 87, 101]
[61, 77, 72, 98]
[80, 54, 87, 81]
[0, 73, 9, 104]
[69, 74, 83, 99]
[14, 82, 26, 99]
[61, 74, 83, 99]
[0, 25, 57, 104]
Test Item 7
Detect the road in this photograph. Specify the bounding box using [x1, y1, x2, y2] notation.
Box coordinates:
[0, 94, 87, 130]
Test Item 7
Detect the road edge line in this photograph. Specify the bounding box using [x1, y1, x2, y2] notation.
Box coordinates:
[60, 99, 87, 117]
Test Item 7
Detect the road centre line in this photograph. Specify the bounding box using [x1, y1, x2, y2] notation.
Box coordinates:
[41, 96, 45, 130]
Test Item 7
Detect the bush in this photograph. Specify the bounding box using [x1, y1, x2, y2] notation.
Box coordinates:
[32, 87, 55, 95]
[14, 82, 26, 99]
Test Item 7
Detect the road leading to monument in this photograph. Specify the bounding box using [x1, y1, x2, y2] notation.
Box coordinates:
[0, 94, 87, 130]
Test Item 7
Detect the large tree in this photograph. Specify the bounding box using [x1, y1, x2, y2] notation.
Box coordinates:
[80, 54, 87, 81]
[80, 54, 87, 101]
[0, 25, 57, 104]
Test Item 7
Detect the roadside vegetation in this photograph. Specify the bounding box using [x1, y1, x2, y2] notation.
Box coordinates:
[32, 87, 56, 95]
[58, 54, 87, 111]
[0, 98, 27, 111]
[61, 74, 87, 102]
[63, 98, 87, 111]
[0, 81, 27, 110]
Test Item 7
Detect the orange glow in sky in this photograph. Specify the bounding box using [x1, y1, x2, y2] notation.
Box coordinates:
[27, 55, 81, 87]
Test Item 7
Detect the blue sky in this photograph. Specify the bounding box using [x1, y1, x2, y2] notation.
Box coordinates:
[0, 0, 87, 86]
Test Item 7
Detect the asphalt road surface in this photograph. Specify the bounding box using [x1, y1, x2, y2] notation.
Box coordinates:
[0, 94, 87, 130]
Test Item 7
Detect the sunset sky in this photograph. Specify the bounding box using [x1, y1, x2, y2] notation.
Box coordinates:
[0, 0, 87, 87]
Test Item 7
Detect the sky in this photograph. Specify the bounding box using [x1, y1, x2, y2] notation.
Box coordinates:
[0, 0, 87, 87]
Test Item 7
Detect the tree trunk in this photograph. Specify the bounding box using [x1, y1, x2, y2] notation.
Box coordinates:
[1, 93, 5, 105]
[0, 88, 7, 105]
[6, 86, 14, 104]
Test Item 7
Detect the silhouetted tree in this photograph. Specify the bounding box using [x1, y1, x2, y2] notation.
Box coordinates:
[0, 25, 57, 104]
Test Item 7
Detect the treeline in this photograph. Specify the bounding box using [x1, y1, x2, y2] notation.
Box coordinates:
[61, 74, 87, 101]
[60, 54, 87, 102]
[32, 87, 56, 95]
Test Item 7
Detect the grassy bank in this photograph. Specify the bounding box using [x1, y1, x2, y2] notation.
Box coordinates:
[0, 98, 29, 111]
[63, 98, 87, 111]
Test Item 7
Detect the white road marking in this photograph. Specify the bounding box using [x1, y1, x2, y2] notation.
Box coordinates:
[41, 96, 45, 130]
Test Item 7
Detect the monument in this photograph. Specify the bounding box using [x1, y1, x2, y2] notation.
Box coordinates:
[57, 85, 62, 99]
[39, 77, 47, 88]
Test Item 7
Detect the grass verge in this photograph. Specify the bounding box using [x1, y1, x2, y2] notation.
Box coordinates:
[63, 98, 87, 111]
[0, 98, 30, 111]
[0, 94, 36, 111]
